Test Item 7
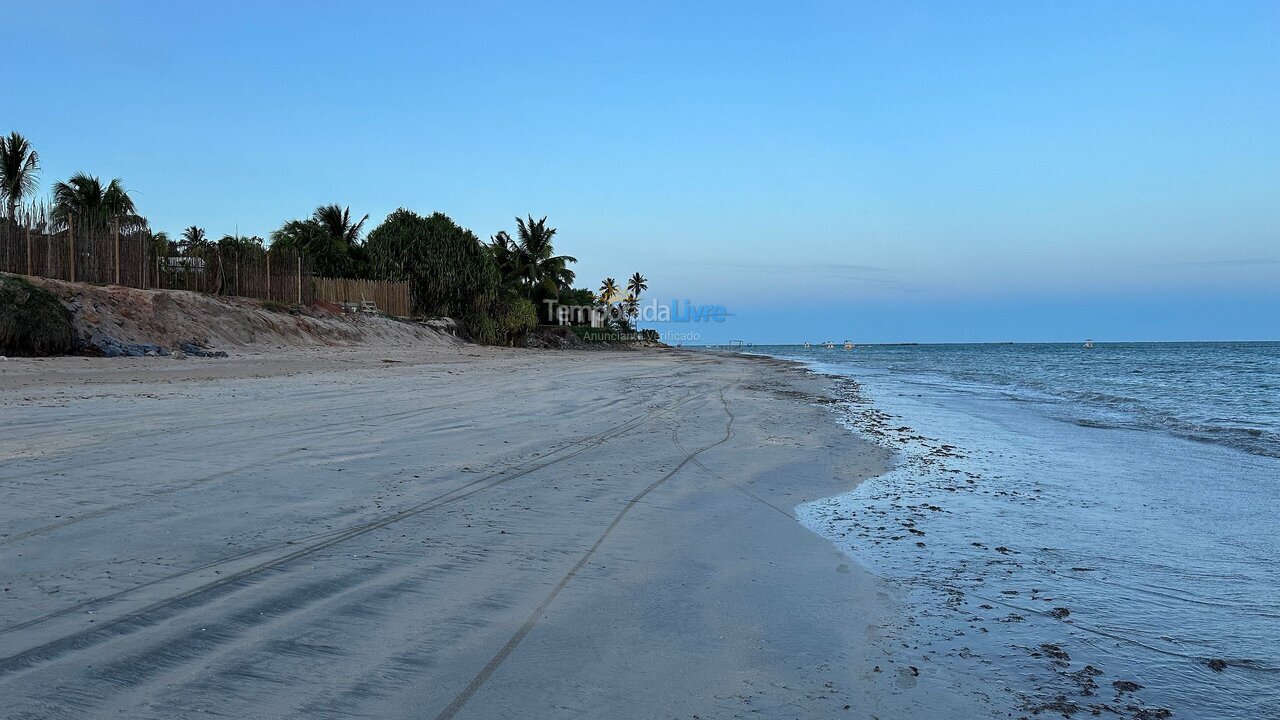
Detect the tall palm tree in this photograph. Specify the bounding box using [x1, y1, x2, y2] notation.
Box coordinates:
[0, 132, 39, 220]
[51, 173, 137, 229]
[626, 272, 648, 299]
[514, 215, 576, 299]
[598, 277, 619, 305]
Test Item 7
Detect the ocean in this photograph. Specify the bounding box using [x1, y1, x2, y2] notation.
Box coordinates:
[743, 342, 1279, 719]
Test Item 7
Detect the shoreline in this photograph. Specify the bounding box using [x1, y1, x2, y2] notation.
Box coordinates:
[0, 347, 1015, 718]
[747, 344, 1273, 720]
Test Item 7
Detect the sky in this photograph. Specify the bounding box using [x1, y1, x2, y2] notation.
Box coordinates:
[9, 1, 1279, 343]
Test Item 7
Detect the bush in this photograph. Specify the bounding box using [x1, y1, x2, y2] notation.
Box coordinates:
[0, 274, 76, 356]
[462, 294, 537, 346]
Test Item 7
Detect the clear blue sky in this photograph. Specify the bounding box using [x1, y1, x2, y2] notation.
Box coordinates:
[10, 1, 1279, 342]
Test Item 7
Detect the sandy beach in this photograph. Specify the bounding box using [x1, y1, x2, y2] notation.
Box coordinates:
[0, 348, 1012, 719]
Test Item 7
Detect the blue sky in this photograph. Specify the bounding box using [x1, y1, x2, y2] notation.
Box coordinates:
[10, 1, 1279, 342]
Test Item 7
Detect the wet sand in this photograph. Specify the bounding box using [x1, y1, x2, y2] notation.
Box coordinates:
[0, 348, 1013, 719]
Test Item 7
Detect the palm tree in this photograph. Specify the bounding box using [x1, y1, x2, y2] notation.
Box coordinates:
[150, 230, 173, 257]
[51, 173, 137, 230]
[180, 226, 207, 254]
[270, 205, 368, 277]
[626, 272, 647, 299]
[0, 132, 39, 220]
[313, 204, 368, 248]
[598, 277, 619, 305]
[514, 215, 577, 299]
[489, 230, 522, 290]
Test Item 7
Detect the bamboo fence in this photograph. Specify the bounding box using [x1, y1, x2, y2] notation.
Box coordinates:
[312, 276, 412, 316]
[3, 204, 414, 314]
[0, 203, 313, 304]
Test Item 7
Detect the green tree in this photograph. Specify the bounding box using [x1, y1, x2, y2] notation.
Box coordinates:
[554, 286, 599, 325]
[513, 215, 576, 301]
[313, 204, 368, 248]
[597, 277, 621, 331]
[213, 234, 267, 294]
[365, 208, 498, 317]
[51, 173, 141, 231]
[270, 205, 368, 277]
[218, 233, 266, 255]
[488, 230, 522, 291]
[150, 230, 174, 258]
[0, 132, 39, 220]
[180, 226, 207, 253]
[627, 272, 648, 299]
[598, 277, 619, 305]
[464, 294, 538, 346]
[626, 273, 648, 331]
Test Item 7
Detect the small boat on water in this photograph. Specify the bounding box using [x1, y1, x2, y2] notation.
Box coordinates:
[843, 340, 855, 350]
[1084, 339, 1095, 349]
[803, 341, 811, 349]
[823, 341, 835, 349]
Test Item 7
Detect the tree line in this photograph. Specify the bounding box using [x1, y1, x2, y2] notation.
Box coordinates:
[1, 131, 650, 345]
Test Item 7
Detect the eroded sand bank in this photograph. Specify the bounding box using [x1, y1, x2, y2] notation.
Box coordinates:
[0, 348, 1013, 718]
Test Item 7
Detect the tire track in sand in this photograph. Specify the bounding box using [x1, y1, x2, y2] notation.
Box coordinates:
[432, 385, 738, 720]
[0, 383, 708, 679]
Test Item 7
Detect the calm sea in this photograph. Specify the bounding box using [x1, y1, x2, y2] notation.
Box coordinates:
[744, 342, 1279, 719]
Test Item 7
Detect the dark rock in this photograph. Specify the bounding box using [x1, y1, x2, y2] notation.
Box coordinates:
[1040, 643, 1071, 662]
[1067, 665, 1102, 695]
[1112, 680, 1143, 693]
[178, 341, 228, 358]
[1026, 695, 1079, 717]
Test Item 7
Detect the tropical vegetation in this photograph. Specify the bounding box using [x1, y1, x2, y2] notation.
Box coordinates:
[2, 130, 656, 347]
[1, 132, 40, 220]
[49, 172, 144, 233]
[0, 274, 75, 356]
[270, 204, 369, 278]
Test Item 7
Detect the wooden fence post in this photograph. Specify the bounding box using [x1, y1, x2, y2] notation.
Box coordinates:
[68, 215, 75, 282]
[25, 226, 32, 276]
[114, 222, 121, 285]
[296, 255, 302, 305]
[266, 252, 271, 301]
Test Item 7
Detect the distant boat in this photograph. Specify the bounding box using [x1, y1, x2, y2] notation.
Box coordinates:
[843, 340, 854, 350]
[1083, 339, 1095, 349]
[803, 341, 811, 348]
[823, 341, 835, 349]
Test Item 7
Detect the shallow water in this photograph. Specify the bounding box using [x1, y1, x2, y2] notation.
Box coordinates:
[746, 342, 1280, 719]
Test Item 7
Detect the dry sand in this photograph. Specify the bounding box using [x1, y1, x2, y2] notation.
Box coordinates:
[0, 346, 1014, 719]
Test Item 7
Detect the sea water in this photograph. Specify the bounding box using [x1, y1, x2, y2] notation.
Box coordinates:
[747, 342, 1279, 719]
